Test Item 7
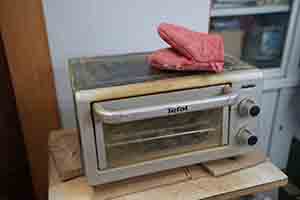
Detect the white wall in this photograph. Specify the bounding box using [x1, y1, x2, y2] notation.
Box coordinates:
[269, 87, 300, 168]
[42, 0, 211, 127]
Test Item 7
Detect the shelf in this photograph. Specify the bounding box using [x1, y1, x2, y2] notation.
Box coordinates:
[211, 4, 290, 17]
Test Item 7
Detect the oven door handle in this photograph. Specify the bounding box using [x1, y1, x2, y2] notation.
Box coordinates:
[93, 93, 239, 124]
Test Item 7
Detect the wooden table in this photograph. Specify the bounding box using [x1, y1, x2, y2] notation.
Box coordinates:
[49, 159, 287, 200]
[49, 129, 288, 200]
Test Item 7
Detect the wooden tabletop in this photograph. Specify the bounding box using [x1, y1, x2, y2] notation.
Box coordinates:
[49, 129, 287, 200]
[49, 159, 287, 200]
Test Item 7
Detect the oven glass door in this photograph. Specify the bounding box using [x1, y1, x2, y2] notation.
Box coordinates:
[93, 85, 237, 169]
[104, 108, 225, 168]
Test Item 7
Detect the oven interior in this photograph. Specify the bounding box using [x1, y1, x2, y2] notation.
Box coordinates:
[103, 108, 225, 168]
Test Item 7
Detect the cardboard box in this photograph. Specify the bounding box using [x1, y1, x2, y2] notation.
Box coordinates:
[215, 30, 244, 58]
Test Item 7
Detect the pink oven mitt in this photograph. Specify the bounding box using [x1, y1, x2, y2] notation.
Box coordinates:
[148, 48, 192, 70]
[148, 23, 225, 72]
[148, 48, 223, 71]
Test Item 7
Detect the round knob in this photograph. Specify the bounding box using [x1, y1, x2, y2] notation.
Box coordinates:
[238, 99, 261, 117]
[237, 129, 258, 146]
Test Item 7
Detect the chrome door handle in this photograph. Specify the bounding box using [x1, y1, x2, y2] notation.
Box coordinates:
[93, 93, 239, 124]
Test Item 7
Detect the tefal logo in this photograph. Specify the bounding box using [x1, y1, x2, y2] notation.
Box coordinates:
[168, 106, 189, 114]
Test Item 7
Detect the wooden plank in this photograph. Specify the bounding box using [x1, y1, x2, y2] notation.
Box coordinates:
[49, 161, 287, 200]
[114, 162, 287, 200]
[201, 150, 266, 177]
[93, 167, 189, 200]
[49, 129, 82, 181]
[0, 0, 61, 199]
[49, 168, 190, 200]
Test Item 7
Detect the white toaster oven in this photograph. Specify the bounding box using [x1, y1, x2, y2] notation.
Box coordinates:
[69, 52, 263, 185]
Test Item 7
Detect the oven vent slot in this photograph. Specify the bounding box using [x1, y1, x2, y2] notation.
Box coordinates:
[241, 84, 256, 89]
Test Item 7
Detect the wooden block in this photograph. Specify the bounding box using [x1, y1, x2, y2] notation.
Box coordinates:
[201, 150, 267, 177]
[49, 129, 83, 181]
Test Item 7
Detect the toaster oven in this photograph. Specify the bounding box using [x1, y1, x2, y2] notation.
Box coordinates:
[69, 52, 263, 185]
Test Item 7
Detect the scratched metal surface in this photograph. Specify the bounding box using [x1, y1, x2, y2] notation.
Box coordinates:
[69, 52, 255, 91]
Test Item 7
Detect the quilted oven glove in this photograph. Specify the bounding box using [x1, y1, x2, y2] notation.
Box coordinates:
[148, 23, 225, 72]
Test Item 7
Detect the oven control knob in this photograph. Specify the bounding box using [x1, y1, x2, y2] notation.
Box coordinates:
[237, 129, 258, 146]
[238, 99, 261, 117]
